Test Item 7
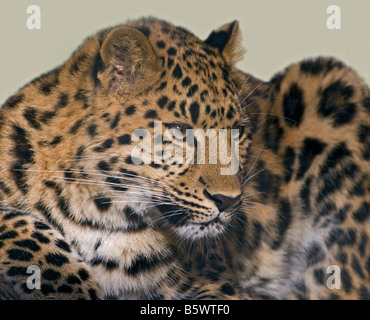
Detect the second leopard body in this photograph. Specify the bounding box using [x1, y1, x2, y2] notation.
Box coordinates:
[232, 58, 370, 299]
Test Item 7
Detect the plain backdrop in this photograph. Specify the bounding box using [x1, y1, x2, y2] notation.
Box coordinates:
[1, 0, 369, 104]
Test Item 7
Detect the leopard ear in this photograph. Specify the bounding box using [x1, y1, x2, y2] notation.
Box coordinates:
[205, 20, 245, 65]
[98, 26, 161, 94]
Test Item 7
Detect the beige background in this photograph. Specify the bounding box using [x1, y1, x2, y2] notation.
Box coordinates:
[1, 0, 369, 104]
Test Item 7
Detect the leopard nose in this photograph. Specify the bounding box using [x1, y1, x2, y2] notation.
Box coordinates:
[203, 189, 241, 212]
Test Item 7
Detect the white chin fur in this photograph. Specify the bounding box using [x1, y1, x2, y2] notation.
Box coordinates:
[174, 221, 227, 241]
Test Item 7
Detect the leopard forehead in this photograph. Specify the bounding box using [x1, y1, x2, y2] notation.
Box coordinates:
[97, 18, 244, 129]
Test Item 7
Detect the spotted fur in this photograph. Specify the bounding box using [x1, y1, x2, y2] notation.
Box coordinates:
[0, 17, 249, 299]
[233, 57, 370, 299]
[1, 16, 369, 300]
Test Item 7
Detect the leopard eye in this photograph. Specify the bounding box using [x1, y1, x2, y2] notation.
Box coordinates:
[166, 122, 192, 136]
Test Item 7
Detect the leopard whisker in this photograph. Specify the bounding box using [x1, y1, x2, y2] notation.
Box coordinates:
[108, 201, 178, 207]
[237, 73, 251, 96]
[241, 95, 275, 108]
[249, 112, 299, 125]
[47, 175, 165, 194]
[239, 81, 264, 106]
[244, 146, 264, 180]
[93, 193, 172, 201]
[96, 183, 173, 198]
[44, 178, 167, 199]
[241, 201, 272, 210]
[22, 167, 170, 189]
[149, 209, 188, 226]
[74, 168, 171, 188]
[243, 169, 264, 186]
[242, 191, 266, 200]
[106, 190, 172, 200]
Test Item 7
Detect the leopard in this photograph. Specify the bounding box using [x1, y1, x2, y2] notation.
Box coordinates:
[230, 56, 370, 299]
[1, 15, 369, 300]
[0, 17, 252, 299]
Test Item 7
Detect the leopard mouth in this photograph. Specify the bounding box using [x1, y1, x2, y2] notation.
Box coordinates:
[155, 203, 232, 240]
[191, 214, 222, 227]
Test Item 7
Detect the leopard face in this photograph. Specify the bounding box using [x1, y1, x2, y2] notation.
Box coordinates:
[90, 20, 251, 240]
[0, 18, 251, 243]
